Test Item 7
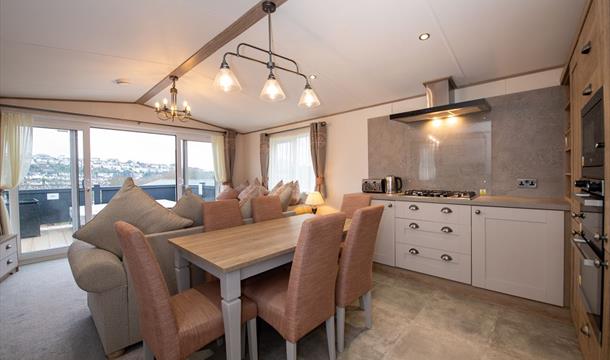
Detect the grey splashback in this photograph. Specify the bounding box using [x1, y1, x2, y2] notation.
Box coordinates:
[368, 86, 567, 197]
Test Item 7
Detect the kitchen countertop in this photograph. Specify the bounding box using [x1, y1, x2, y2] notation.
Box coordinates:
[366, 193, 570, 211]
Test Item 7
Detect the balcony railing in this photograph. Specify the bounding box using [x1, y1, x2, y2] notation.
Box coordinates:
[17, 183, 216, 238]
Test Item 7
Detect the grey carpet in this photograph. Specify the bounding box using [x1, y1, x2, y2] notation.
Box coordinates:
[0, 259, 582, 360]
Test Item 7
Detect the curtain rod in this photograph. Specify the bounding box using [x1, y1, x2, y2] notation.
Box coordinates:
[0, 104, 228, 134]
[264, 121, 326, 136]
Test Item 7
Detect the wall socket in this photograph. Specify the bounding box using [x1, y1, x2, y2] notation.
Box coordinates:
[517, 178, 537, 189]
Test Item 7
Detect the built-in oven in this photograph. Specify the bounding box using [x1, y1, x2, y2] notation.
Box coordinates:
[581, 87, 604, 179]
[573, 236, 605, 342]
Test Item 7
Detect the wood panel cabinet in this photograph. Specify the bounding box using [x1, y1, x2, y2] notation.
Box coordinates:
[372, 200, 395, 266]
[471, 206, 565, 306]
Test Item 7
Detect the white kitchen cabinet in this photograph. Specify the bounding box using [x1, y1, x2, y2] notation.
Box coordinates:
[372, 200, 395, 266]
[471, 206, 564, 306]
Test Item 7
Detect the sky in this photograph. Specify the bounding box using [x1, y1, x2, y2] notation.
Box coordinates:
[32, 127, 215, 170]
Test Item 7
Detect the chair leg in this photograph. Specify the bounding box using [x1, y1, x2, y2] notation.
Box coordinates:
[362, 290, 372, 329]
[325, 316, 336, 360]
[286, 341, 297, 360]
[241, 325, 246, 359]
[336, 306, 346, 353]
[143, 341, 154, 360]
[247, 318, 258, 360]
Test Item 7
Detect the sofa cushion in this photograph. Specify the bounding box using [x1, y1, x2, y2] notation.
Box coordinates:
[290, 181, 301, 205]
[172, 188, 205, 226]
[73, 178, 193, 257]
[234, 180, 249, 194]
[269, 180, 284, 195]
[217, 187, 239, 200]
[68, 240, 127, 293]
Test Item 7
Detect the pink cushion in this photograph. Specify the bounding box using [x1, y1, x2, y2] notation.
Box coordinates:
[217, 187, 239, 200]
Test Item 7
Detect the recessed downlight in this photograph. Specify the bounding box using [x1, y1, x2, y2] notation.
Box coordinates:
[418, 33, 430, 41]
[309, 74, 317, 80]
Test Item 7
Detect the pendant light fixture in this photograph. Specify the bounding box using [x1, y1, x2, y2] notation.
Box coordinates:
[214, 1, 320, 108]
[154, 76, 192, 122]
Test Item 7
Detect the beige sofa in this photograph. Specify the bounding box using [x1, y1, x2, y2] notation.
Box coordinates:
[67, 212, 295, 357]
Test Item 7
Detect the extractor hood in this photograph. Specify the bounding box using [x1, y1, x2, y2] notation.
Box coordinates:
[390, 77, 490, 123]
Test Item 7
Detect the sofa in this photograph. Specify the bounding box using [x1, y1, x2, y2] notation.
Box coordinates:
[67, 212, 295, 357]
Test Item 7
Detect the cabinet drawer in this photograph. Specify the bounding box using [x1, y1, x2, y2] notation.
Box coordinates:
[396, 242, 471, 284]
[395, 218, 471, 254]
[0, 254, 18, 277]
[0, 237, 17, 259]
[395, 202, 470, 224]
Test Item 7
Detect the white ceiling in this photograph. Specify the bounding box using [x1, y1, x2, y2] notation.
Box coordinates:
[1, 0, 586, 132]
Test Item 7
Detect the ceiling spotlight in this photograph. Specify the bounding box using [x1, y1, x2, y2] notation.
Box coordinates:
[418, 33, 430, 41]
[309, 74, 317, 80]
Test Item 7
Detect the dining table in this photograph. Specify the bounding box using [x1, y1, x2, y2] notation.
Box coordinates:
[169, 213, 350, 360]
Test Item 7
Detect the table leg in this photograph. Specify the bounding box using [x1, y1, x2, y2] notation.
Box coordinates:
[220, 271, 242, 360]
[174, 250, 190, 292]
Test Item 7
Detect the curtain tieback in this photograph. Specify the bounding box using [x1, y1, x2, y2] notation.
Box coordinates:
[316, 176, 325, 185]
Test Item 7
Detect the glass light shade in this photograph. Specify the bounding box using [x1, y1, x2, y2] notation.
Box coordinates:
[305, 191, 325, 206]
[260, 76, 286, 102]
[298, 86, 321, 108]
[213, 67, 242, 92]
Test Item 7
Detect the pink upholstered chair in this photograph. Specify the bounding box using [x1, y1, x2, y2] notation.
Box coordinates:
[251, 195, 283, 223]
[243, 213, 347, 360]
[340, 194, 372, 219]
[335, 205, 384, 352]
[114, 221, 258, 360]
[202, 199, 243, 231]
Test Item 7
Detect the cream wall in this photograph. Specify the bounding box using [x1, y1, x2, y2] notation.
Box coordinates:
[233, 67, 563, 209]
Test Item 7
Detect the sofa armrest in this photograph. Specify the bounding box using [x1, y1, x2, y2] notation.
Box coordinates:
[68, 240, 127, 293]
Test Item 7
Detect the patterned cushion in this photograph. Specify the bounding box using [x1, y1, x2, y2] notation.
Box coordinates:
[217, 187, 239, 200]
[278, 184, 294, 211]
[290, 181, 301, 205]
[238, 183, 268, 201]
[73, 178, 193, 257]
[253, 178, 261, 186]
[269, 180, 283, 194]
[234, 180, 249, 194]
[172, 188, 205, 226]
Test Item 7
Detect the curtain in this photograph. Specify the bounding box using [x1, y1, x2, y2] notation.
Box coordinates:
[0, 112, 33, 235]
[268, 128, 315, 192]
[310, 122, 327, 197]
[260, 133, 270, 188]
[211, 133, 227, 186]
[223, 130, 236, 186]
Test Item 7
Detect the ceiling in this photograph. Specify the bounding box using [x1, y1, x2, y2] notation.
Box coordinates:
[0, 0, 586, 132]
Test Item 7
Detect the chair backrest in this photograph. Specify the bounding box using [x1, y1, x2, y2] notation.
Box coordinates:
[114, 221, 180, 360]
[340, 194, 372, 219]
[202, 199, 243, 231]
[336, 205, 384, 307]
[284, 212, 346, 342]
[251, 196, 283, 223]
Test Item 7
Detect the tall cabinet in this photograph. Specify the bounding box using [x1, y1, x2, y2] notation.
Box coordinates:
[562, 0, 610, 358]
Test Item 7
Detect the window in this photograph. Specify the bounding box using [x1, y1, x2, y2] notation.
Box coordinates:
[183, 140, 216, 200]
[90, 128, 177, 204]
[268, 129, 315, 192]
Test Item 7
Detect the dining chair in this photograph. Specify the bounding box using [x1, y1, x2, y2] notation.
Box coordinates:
[251, 195, 283, 223]
[335, 205, 384, 352]
[203, 199, 244, 231]
[114, 221, 258, 360]
[243, 212, 347, 360]
[340, 194, 372, 219]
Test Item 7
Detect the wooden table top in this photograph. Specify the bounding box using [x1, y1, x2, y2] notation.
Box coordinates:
[170, 214, 351, 273]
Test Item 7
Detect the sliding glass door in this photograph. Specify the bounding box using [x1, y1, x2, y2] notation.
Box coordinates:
[183, 140, 217, 200]
[17, 127, 83, 255]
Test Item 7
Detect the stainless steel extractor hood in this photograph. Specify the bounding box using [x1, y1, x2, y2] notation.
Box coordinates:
[390, 77, 491, 123]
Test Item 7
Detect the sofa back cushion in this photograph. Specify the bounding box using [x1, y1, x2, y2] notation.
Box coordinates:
[172, 188, 205, 226]
[73, 178, 193, 257]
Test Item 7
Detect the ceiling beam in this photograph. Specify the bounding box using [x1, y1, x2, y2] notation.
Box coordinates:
[136, 0, 287, 104]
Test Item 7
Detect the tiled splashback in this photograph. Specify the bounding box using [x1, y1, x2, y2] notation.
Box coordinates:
[368, 86, 567, 197]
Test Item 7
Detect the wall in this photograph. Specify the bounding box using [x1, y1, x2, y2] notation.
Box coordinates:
[368, 86, 567, 197]
[234, 68, 564, 208]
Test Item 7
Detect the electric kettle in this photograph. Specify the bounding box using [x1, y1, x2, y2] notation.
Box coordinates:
[385, 175, 403, 194]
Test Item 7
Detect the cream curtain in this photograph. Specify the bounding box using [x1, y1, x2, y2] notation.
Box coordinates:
[310, 122, 327, 197]
[211, 133, 227, 186]
[0, 112, 33, 235]
[260, 133, 270, 188]
[224, 130, 236, 186]
[268, 128, 316, 193]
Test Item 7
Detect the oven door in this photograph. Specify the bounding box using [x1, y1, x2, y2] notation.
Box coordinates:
[574, 238, 604, 342]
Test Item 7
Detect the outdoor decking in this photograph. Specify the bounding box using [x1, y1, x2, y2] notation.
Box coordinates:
[20, 224, 73, 253]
